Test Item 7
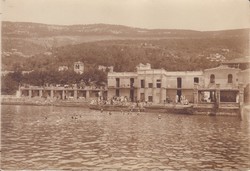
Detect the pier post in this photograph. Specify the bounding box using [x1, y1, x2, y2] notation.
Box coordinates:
[74, 89, 78, 99]
[51, 90, 54, 98]
[62, 90, 65, 100]
[86, 90, 90, 100]
[239, 84, 244, 103]
[39, 90, 42, 97]
[216, 84, 220, 108]
[193, 83, 198, 104]
[29, 89, 32, 98]
[19, 89, 23, 97]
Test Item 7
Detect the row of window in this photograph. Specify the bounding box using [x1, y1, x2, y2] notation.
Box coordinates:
[141, 77, 199, 88]
[210, 74, 233, 84]
[141, 79, 162, 88]
[115, 77, 199, 88]
[115, 74, 233, 88]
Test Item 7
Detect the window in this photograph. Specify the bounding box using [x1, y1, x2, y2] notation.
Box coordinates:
[141, 80, 145, 88]
[148, 83, 153, 88]
[148, 96, 153, 102]
[116, 89, 120, 97]
[228, 74, 233, 83]
[210, 74, 215, 84]
[156, 79, 161, 88]
[194, 77, 199, 83]
[75, 64, 80, 69]
[116, 78, 120, 87]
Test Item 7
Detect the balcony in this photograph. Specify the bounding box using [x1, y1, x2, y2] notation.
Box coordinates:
[195, 83, 240, 90]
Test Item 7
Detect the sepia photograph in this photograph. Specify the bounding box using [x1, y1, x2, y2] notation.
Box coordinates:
[1, 0, 250, 170]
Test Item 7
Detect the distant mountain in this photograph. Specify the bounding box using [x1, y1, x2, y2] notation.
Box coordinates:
[2, 21, 248, 57]
[3, 21, 203, 37]
[2, 21, 249, 72]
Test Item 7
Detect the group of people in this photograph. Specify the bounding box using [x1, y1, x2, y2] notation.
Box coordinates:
[91, 96, 131, 106]
[91, 96, 148, 110]
[91, 95, 190, 106]
[175, 94, 189, 105]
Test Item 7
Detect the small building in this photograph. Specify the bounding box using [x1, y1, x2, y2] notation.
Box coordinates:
[195, 65, 242, 105]
[222, 56, 250, 103]
[58, 66, 69, 72]
[203, 65, 240, 89]
[98, 65, 114, 72]
[1, 70, 33, 76]
[222, 56, 250, 70]
[74, 61, 84, 74]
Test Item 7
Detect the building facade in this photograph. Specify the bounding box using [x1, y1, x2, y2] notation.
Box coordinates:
[108, 58, 249, 104]
[108, 63, 203, 104]
[19, 85, 107, 101]
[165, 71, 204, 103]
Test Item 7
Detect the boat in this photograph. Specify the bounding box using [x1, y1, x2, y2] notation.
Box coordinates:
[88, 104, 145, 112]
[144, 104, 193, 114]
[88, 103, 193, 114]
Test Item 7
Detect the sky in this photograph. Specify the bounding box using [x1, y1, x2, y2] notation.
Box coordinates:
[1, 0, 250, 31]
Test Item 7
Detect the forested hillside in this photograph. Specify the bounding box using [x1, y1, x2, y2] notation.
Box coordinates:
[2, 21, 249, 72]
[3, 36, 248, 72]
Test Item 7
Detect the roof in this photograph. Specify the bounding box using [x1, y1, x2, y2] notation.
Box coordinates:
[204, 65, 241, 71]
[240, 68, 250, 73]
[222, 56, 250, 64]
[108, 72, 137, 77]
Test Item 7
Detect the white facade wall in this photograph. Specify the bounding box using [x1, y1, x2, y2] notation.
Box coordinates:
[166, 71, 204, 89]
[107, 63, 247, 104]
[204, 66, 240, 88]
[237, 69, 250, 88]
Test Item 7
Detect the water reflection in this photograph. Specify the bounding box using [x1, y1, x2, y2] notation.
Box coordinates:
[1, 105, 250, 170]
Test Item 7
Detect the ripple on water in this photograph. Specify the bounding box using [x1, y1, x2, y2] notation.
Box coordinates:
[1, 105, 250, 170]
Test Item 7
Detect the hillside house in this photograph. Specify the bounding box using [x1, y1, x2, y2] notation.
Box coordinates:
[58, 66, 69, 71]
[74, 61, 84, 74]
[98, 65, 114, 72]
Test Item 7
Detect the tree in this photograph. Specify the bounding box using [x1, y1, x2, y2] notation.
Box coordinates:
[1, 73, 20, 95]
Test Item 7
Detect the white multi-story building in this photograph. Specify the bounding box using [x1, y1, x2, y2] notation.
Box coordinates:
[108, 63, 203, 103]
[108, 57, 250, 104]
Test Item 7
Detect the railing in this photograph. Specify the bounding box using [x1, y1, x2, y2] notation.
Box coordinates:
[196, 83, 239, 89]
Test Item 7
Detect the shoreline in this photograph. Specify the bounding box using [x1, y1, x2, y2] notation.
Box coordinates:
[2, 96, 249, 117]
[1, 96, 89, 108]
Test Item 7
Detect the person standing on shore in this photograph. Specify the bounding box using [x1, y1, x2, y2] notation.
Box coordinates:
[175, 95, 179, 104]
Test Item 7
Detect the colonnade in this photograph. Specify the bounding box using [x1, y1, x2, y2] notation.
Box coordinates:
[19, 86, 107, 100]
